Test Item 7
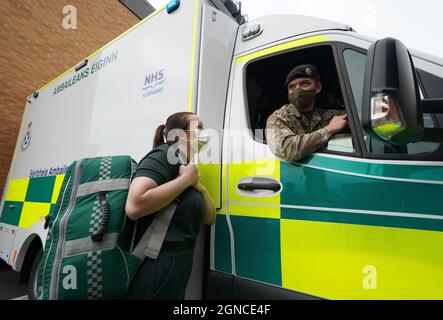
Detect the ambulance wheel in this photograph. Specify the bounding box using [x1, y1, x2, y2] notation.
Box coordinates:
[27, 248, 42, 300]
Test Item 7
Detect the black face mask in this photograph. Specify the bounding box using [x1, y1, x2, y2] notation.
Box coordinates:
[288, 88, 317, 111]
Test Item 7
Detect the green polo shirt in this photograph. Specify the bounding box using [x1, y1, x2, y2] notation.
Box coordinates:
[132, 143, 203, 243]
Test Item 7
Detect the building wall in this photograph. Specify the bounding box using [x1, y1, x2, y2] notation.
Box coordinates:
[0, 0, 139, 196]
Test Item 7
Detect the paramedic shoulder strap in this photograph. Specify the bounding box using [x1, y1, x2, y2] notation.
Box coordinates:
[132, 147, 187, 260]
[132, 201, 177, 260]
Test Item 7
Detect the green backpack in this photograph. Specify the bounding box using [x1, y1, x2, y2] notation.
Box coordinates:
[35, 155, 179, 300]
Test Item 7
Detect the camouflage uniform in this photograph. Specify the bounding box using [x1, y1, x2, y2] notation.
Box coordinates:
[266, 103, 345, 162]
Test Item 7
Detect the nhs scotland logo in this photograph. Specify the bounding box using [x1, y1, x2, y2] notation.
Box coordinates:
[142, 69, 166, 98]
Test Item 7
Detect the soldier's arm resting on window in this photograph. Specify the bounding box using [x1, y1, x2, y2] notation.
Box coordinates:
[265, 114, 332, 162]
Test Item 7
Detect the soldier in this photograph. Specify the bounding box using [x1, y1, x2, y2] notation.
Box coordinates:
[265, 64, 348, 162]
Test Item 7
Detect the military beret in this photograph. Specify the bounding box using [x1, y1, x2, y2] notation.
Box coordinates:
[285, 64, 320, 88]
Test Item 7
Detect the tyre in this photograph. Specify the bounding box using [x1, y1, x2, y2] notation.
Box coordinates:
[27, 248, 42, 300]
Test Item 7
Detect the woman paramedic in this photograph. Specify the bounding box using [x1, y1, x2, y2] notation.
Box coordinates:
[125, 111, 216, 300]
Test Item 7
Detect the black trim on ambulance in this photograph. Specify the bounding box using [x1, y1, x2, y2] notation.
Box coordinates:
[207, 270, 322, 300]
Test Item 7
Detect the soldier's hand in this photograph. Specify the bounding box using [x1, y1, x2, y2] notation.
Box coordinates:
[325, 114, 348, 135]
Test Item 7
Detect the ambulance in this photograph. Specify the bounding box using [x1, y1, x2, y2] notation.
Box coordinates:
[1, 0, 442, 299]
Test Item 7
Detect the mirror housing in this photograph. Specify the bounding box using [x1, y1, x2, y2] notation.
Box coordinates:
[362, 38, 424, 144]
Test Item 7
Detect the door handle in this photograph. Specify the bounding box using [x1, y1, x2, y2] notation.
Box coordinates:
[236, 176, 282, 197]
[238, 182, 281, 192]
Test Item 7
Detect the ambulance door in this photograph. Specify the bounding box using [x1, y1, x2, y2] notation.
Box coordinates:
[225, 33, 365, 299]
[226, 31, 443, 300]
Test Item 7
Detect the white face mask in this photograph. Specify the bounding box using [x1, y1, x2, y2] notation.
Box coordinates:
[186, 130, 210, 154]
[197, 132, 210, 151]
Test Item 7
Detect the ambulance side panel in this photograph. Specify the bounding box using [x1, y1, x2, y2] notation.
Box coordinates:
[0, 0, 202, 271]
[0, 100, 32, 264]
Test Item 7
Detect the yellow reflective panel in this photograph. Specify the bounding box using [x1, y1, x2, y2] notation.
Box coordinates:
[197, 162, 220, 208]
[51, 174, 65, 204]
[228, 158, 280, 219]
[218, 163, 228, 215]
[5, 178, 30, 202]
[187, 0, 200, 112]
[19, 202, 51, 229]
[228, 203, 280, 219]
[281, 219, 443, 299]
[236, 35, 328, 64]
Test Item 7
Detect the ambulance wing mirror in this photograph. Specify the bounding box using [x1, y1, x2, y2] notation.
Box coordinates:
[223, 0, 246, 24]
[362, 37, 424, 144]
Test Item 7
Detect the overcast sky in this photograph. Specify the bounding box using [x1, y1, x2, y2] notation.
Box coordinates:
[149, 0, 442, 58]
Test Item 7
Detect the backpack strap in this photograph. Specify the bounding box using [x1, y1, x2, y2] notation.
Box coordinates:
[132, 146, 188, 260]
[132, 201, 177, 260]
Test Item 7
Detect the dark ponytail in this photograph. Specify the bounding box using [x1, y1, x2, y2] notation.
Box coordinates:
[153, 124, 166, 148]
[152, 111, 196, 148]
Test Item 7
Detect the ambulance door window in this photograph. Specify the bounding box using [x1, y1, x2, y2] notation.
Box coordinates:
[245, 44, 359, 157]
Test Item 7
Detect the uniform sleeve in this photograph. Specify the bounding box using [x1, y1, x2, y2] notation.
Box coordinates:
[333, 109, 347, 116]
[133, 149, 176, 185]
[321, 109, 350, 134]
[265, 113, 331, 162]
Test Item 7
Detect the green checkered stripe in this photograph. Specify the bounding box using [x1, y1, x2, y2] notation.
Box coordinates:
[1, 174, 65, 229]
